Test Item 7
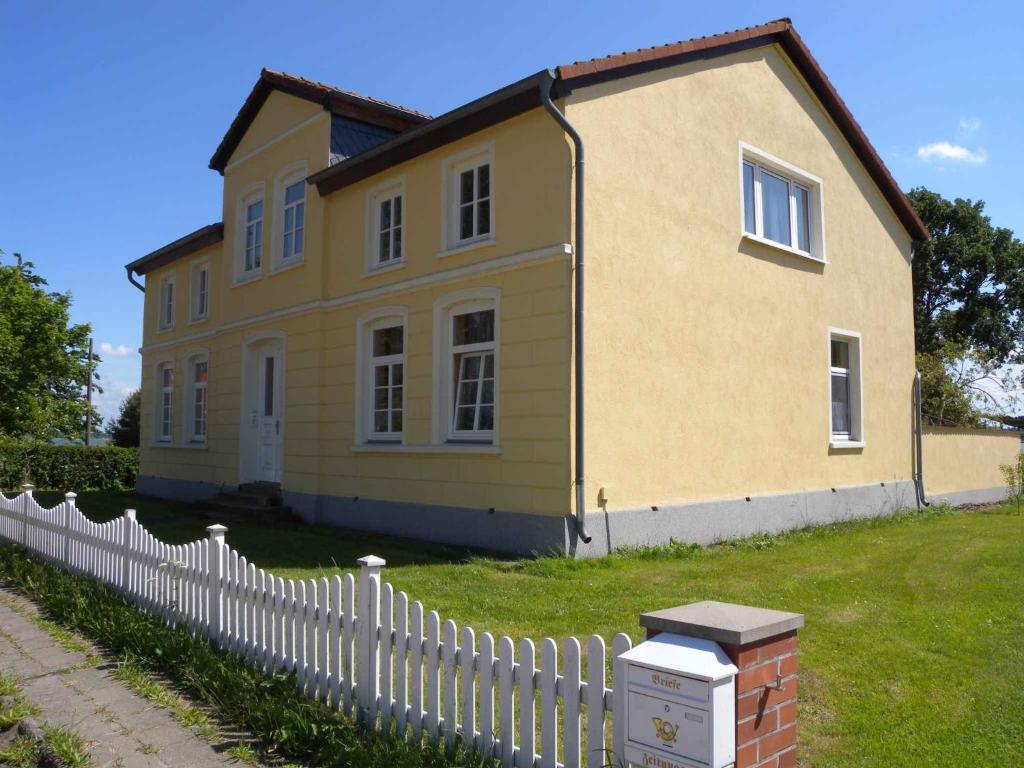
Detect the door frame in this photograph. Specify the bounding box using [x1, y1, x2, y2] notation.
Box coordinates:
[239, 331, 286, 486]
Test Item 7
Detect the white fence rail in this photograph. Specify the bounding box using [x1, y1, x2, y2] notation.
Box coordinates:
[0, 485, 631, 767]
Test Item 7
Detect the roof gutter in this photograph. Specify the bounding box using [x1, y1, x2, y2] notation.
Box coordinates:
[125, 266, 145, 293]
[539, 69, 592, 546]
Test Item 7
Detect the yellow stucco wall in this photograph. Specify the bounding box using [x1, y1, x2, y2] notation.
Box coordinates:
[139, 95, 574, 516]
[922, 427, 1021, 495]
[566, 44, 918, 513]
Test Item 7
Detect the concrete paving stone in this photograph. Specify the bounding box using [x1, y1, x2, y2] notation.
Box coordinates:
[0, 587, 244, 767]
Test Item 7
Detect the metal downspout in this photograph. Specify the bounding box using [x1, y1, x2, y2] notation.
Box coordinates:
[126, 266, 145, 292]
[539, 70, 592, 544]
[914, 371, 930, 507]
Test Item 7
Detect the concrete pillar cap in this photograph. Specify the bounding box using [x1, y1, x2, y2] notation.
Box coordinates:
[641, 600, 804, 646]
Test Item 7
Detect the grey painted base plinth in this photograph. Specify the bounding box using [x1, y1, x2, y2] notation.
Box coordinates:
[134, 475, 1001, 558]
[568, 480, 916, 557]
[924, 486, 1007, 507]
[136, 475, 223, 502]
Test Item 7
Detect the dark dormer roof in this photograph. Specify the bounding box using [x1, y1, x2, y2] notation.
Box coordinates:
[330, 116, 398, 166]
[208, 68, 430, 173]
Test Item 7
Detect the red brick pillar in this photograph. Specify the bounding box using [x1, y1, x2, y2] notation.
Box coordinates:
[721, 630, 799, 767]
[641, 601, 803, 768]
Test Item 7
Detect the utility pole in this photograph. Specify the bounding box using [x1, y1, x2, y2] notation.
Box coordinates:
[85, 337, 94, 446]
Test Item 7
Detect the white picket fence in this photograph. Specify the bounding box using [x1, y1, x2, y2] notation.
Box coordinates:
[0, 485, 632, 767]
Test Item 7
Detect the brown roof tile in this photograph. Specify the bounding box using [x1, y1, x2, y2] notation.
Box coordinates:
[555, 18, 927, 242]
[208, 68, 431, 173]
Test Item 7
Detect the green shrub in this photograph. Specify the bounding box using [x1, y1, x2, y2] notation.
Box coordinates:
[0, 441, 137, 492]
[1000, 454, 1024, 515]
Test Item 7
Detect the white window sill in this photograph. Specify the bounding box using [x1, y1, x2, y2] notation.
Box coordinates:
[352, 443, 501, 455]
[156, 326, 174, 334]
[742, 233, 826, 265]
[362, 260, 405, 278]
[150, 441, 207, 450]
[829, 440, 865, 450]
[437, 237, 496, 259]
[232, 271, 262, 288]
[270, 257, 304, 275]
[188, 316, 209, 326]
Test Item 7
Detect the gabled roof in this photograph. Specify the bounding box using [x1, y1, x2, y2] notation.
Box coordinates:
[208, 68, 430, 173]
[126, 223, 223, 276]
[310, 18, 928, 242]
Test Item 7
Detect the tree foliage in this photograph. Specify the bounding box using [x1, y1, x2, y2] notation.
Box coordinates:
[109, 389, 141, 448]
[909, 187, 1024, 362]
[909, 189, 1024, 422]
[0, 252, 100, 439]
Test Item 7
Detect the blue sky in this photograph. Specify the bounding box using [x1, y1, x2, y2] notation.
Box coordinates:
[2, 0, 1020, 424]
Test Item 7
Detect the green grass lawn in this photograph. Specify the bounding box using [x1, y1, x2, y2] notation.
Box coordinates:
[28, 490, 1024, 766]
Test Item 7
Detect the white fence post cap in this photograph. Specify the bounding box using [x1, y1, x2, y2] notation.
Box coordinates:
[206, 523, 228, 541]
[22, 484, 34, 493]
[357, 555, 387, 569]
[65, 492, 77, 503]
[123, 508, 137, 521]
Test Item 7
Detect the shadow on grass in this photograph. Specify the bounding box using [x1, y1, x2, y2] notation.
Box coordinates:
[28, 490, 499, 573]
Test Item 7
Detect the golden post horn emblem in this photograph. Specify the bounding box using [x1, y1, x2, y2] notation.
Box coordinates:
[651, 717, 680, 744]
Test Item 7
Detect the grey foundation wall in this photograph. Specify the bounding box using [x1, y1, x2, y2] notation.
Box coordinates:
[137, 474, 949, 558]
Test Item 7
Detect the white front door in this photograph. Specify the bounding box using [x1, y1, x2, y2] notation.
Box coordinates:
[256, 347, 282, 483]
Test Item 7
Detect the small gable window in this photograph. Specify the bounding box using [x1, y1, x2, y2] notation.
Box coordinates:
[740, 143, 824, 262]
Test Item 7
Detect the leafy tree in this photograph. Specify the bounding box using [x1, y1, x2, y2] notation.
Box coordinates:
[109, 389, 141, 448]
[908, 189, 1024, 423]
[916, 341, 1019, 426]
[909, 188, 1024, 363]
[0, 252, 100, 439]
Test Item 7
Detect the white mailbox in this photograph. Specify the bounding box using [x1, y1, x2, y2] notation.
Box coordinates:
[619, 633, 738, 768]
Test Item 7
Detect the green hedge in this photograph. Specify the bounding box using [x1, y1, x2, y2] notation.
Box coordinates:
[0, 441, 138, 492]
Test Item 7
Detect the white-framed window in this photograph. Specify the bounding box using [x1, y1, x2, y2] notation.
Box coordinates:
[190, 261, 209, 322]
[156, 362, 174, 442]
[740, 142, 825, 261]
[828, 328, 863, 447]
[282, 181, 305, 260]
[443, 144, 494, 251]
[235, 183, 265, 282]
[368, 184, 404, 270]
[158, 274, 175, 330]
[433, 289, 499, 443]
[355, 308, 408, 444]
[367, 321, 404, 439]
[273, 164, 307, 269]
[188, 356, 208, 443]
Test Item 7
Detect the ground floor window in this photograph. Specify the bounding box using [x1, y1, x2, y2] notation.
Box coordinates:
[829, 329, 863, 446]
[157, 363, 174, 442]
[447, 303, 496, 440]
[189, 357, 208, 442]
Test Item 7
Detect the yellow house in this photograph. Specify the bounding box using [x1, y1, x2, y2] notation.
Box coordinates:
[125, 19, 1013, 556]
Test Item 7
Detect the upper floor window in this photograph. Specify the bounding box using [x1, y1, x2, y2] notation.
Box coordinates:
[829, 329, 863, 448]
[188, 356, 208, 443]
[245, 199, 264, 272]
[444, 145, 494, 251]
[156, 363, 174, 442]
[190, 262, 209, 322]
[740, 143, 824, 262]
[235, 183, 266, 283]
[282, 180, 305, 262]
[158, 274, 175, 330]
[377, 192, 403, 266]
